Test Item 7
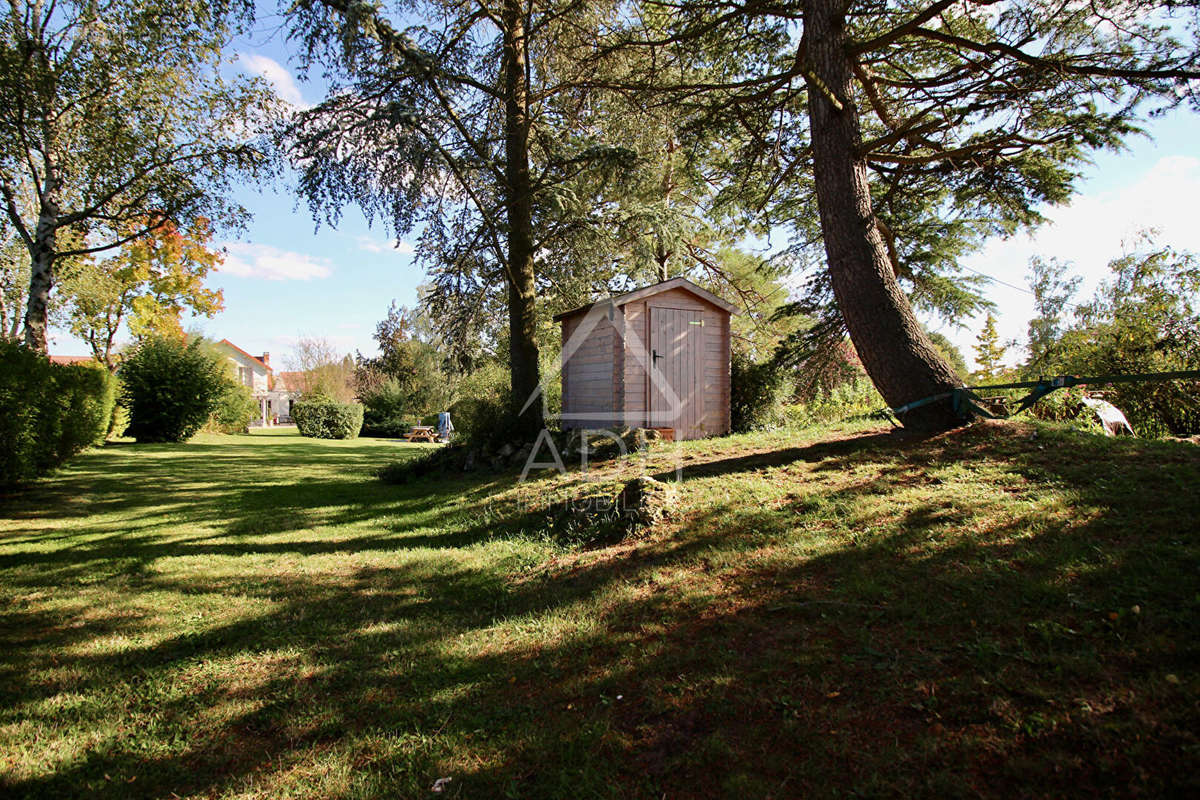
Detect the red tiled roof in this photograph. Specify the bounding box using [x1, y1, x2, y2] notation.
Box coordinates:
[276, 370, 305, 392]
[217, 339, 272, 374]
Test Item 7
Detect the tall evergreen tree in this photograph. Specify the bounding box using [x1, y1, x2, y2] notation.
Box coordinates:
[600, 0, 1200, 428]
[287, 0, 652, 435]
[973, 312, 1006, 379]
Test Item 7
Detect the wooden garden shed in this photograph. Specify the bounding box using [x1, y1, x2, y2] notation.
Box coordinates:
[555, 277, 739, 440]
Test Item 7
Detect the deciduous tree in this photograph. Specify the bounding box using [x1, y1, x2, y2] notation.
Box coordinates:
[287, 336, 357, 404]
[1055, 238, 1200, 435]
[58, 218, 224, 368]
[0, 0, 278, 352]
[1025, 256, 1082, 376]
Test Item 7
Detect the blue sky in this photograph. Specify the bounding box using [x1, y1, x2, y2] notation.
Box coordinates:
[47, 16, 1200, 374]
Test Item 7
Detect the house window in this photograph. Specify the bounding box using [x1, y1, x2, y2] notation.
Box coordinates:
[239, 366, 251, 386]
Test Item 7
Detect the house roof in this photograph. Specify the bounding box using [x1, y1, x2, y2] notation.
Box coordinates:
[217, 339, 272, 373]
[49, 355, 96, 366]
[276, 371, 305, 392]
[552, 277, 740, 322]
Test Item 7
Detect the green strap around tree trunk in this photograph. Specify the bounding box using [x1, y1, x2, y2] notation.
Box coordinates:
[884, 370, 1200, 424]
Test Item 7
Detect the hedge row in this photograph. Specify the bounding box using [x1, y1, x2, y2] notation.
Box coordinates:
[0, 342, 116, 485]
[293, 399, 364, 440]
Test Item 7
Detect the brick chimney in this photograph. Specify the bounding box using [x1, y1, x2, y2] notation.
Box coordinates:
[260, 352, 270, 366]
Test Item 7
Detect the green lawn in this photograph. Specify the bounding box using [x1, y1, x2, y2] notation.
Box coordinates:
[1, 423, 1198, 798]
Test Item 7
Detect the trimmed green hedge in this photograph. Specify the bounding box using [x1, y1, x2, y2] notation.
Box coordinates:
[293, 399, 364, 440]
[0, 341, 116, 485]
[121, 337, 226, 443]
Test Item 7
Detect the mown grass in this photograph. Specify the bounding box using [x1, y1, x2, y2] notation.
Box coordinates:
[1, 422, 1198, 798]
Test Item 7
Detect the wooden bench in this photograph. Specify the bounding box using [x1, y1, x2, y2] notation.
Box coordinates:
[403, 426, 438, 443]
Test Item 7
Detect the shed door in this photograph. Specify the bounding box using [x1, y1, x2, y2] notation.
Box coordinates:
[649, 307, 704, 438]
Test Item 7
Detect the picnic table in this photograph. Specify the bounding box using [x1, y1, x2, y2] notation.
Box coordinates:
[403, 425, 439, 443]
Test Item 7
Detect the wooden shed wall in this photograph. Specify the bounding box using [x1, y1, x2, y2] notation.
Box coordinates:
[619, 288, 731, 438]
[560, 312, 621, 428]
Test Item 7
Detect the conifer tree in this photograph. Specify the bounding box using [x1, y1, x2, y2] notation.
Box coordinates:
[973, 313, 1006, 380]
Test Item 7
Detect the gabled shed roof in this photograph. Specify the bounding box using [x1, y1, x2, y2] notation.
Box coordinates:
[552, 277, 740, 322]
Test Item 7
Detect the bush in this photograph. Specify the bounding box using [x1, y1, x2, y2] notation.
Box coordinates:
[205, 380, 257, 434]
[786, 375, 886, 427]
[444, 360, 522, 447]
[1025, 385, 1105, 434]
[53, 362, 118, 457]
[108, 403, 129, 439]
[360, 378, 410, 428]
[0, 342, 115, 484]
[730, 350, 791, 432]
[359, 378, 439, 437]
[121, 337, 225, 443]
[450, 395, 518, 447]
[293, 399, 364, 439]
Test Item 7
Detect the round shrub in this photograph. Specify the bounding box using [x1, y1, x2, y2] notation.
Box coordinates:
[293, 399, 364, 439]
[121, 337, 225, 443]
[206, 380, 257, 434]
[0, 342, 115, 484]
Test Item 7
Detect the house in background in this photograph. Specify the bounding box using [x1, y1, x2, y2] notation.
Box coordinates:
[275, 370, 305, 398]
[214, 340, 297, 426]
[49, 355, 98, 366]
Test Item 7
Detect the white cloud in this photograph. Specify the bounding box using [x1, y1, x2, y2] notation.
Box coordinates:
[966, 155, 1200, 287]
[357, 235, 415, 255]
[238, 52, 310, 110]
[949, 155, 1200, 367]
[218, 242, 333, 281]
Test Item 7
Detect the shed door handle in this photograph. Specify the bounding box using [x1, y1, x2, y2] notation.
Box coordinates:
[652, 349, 663, 364]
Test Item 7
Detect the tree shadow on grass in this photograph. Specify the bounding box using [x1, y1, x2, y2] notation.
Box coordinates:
[0, 439, 529, 584]
[2, 424, 1198, 798]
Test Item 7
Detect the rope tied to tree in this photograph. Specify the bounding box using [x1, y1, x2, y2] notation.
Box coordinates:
[882, 370, 1200, 426]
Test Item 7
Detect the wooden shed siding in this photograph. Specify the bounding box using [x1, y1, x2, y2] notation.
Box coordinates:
[562, 313, 617, 427]
[612, 312, 624, 418]
[622, 300, 648, 426]
[561, 282, 733, 438]
[624, 290, 730, 437]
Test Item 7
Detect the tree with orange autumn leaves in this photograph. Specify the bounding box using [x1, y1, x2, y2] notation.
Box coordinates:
[59, 217, 224, 369]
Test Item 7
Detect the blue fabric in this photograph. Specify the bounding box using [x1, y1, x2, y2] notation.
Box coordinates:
[437, 411, 453, 435]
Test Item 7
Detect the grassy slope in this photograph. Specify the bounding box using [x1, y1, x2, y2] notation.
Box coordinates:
[1, 423, 1198, 798]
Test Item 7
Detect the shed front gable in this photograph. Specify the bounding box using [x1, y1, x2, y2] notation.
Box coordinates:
[558, 278, 735, 440]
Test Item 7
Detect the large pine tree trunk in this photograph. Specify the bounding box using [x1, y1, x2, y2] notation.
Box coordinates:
[502, 0, 545, 437]
[801, 0, 964, 431]
[23, 187, 60, 354]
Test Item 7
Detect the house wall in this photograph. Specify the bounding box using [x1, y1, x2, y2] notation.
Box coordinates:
[221, 350, 270, 394]
[561, 311, 620, 428]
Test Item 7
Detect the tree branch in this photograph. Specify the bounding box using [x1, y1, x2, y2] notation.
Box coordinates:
[913, 26, 1200, 82]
